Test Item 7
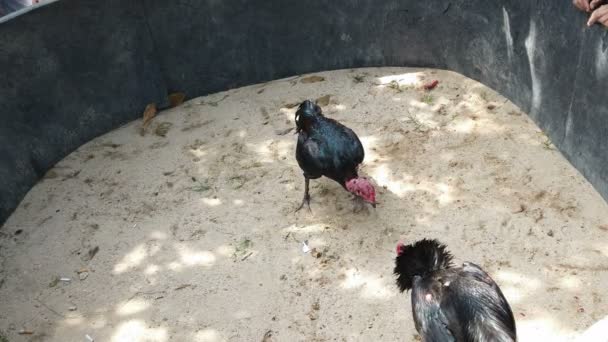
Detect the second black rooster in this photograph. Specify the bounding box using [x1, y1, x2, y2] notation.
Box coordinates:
[394, 239, 517, 341]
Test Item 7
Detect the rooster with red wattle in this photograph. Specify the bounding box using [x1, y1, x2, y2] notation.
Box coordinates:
[294, 100, 376, 212]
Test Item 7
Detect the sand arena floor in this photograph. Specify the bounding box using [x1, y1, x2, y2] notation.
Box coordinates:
[1, 67, 608, 342]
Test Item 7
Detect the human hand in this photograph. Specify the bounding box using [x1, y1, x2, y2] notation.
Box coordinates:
[590, 0, 607, 10]
[588, 4, 608, 26]
[574, 0, 592, 12]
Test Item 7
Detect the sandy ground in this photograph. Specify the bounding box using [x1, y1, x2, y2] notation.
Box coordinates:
[1, 67, 608, 342]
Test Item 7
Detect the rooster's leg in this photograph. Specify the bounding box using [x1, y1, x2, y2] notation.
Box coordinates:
[296, 177, 311, 212]
[352, 196, 365, 213]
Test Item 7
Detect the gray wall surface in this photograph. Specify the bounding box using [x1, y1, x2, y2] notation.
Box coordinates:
[1, 0, 607, 225]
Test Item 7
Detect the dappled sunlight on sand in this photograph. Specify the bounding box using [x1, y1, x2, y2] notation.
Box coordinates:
[448, 116, 476, 133]
[376, 72, 425, 88]
[215, 244, 236, 258]
[144, 264, 161, 275]
[177, 245, 216, 267]
[248, 140, 274, 163]
[194, 328, 226, 342]
[495, 271, 542, 304]
[560, 275, 583, 290]
[359, 135, 380, 159]
[116, 299, 150, 316]
[282, 223, 329, 234]
[150, 231, 169, 240]
[111, 320, 167, 342]
[114, 244, 148, 274]
[517, 318, 571, 342]
[247, 138, 295, 164]
[201, 197, 222, 206]
[576, 315, 608, 341]
[367, 163, 456, 207]
[340, 268, 396, 300]
[368, 164, 414, 197]
[61, 316, 85, 327]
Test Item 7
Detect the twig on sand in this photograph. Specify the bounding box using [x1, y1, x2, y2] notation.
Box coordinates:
[241, 252, 253, 261]
[35, 298, 64, 318]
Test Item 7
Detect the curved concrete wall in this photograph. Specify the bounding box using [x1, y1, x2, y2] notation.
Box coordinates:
[1, 0, 607, 225]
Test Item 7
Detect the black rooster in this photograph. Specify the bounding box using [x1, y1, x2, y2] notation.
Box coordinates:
[294, 100, 376, 212]
[394, 239, 516, 342]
